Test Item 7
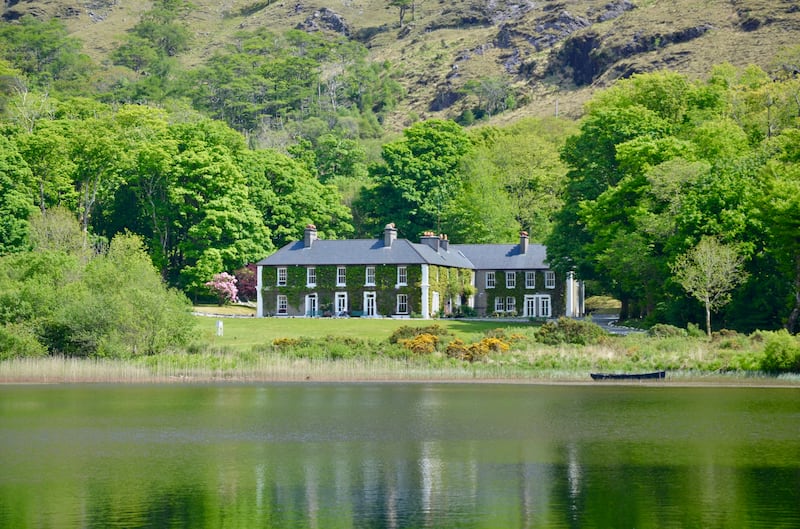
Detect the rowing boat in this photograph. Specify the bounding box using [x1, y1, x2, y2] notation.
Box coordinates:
[590, 370, 666, 381]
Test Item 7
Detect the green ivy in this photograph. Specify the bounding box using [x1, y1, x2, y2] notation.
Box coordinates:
[261, 264, 422, 316]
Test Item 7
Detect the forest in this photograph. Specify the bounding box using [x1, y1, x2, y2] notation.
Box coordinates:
[1, 4, 800, 360]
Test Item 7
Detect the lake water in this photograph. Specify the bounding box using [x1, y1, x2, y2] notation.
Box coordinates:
[1, 383, 799, 528]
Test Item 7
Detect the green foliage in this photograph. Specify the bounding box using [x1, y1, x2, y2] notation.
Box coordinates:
[648, 324, 687, 338]
[0, 135, 35, 254]
[389, 324, 449, 344]
[0, 227, 194, 358]
[535, 317, 607, 345]
[760, 330, 800, 373]
[357, 119, 473, 237]
[0, 323, 47, 360]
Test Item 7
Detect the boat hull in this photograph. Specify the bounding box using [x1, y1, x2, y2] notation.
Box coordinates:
[590, 371, 666, 381]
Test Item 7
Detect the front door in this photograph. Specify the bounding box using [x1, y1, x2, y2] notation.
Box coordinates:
[524, 295, 536, 318]
[335, 292, 348, 316]
[364, 292, 376, 317]
[305, 294, 318, 317]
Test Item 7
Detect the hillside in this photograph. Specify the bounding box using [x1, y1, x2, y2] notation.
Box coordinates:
[4, 0, 800, 126]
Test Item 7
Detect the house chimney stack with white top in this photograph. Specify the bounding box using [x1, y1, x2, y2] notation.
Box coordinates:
[420, 231, 440, 252]
[384, 223, 397, 248]
[304, 224, 317, 248]
[439, 234, 449, 251]
[520, 231, 529, 254]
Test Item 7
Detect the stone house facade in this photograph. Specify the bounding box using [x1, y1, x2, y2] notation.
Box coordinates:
[255, 224, 584, 319]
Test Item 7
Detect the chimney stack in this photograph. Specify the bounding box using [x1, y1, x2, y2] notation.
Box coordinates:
[519, 231, 529, 254]
[304, 224, 317, 248]
[384, 223, 397, 248]
[420, 231, 440, 252]
[439, 233, 449, 251]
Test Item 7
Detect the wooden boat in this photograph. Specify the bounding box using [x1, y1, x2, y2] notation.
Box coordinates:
[590, 370, 666, 381]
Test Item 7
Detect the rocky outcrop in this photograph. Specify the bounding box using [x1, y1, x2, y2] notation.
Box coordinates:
[297, 8, 350, 36]
[551, 23, 713, 86]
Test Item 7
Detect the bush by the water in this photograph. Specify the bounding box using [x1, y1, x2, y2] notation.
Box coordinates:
[535, 317, 607, 345]
[759, 330, 800, 373]
[0, 227, 194, 358]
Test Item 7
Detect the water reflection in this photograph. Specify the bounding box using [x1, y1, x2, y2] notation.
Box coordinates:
[1, 384, 799, 528]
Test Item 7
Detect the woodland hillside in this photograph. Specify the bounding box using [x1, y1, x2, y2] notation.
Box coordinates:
[3, 0, 800, 126]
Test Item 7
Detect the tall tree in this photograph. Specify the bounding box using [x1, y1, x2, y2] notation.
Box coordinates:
[357, 119, 473, 237]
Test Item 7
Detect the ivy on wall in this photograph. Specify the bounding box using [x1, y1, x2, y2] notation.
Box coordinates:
[261, 264, 422, 316]
[482, 271, 562, 316]
[428, 266, 474, 315]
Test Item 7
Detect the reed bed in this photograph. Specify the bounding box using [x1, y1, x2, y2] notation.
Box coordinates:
[0, 354, 568, 384]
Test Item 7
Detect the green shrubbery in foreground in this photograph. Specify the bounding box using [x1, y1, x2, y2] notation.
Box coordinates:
[3, 317, 800, 383]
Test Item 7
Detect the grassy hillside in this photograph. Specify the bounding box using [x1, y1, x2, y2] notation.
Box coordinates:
[4, 0, 800, 126]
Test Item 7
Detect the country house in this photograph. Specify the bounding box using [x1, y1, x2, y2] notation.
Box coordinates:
[256, 224, 584, 319]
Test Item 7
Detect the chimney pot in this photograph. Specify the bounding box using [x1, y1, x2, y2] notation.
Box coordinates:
[520, 230, 529, 254]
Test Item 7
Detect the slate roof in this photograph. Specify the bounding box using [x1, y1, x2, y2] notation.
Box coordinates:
[256, 238, 475, 269]
[452, 243, 548, 270]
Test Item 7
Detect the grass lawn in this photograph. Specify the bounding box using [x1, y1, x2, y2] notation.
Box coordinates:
[194, 315, 535, 350]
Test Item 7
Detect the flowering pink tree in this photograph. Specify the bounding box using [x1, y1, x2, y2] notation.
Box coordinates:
[205, 272, 238, 305]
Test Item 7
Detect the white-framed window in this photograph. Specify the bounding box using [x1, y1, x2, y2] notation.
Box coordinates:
[506, 296, 516, 313]
[397, 266, 407, 286]
[525, 271, 536, 289]
[538, 295, 551, 317]
[396, 294, 408, 314]
[277, 267, 287, 286]
[365, 266, 376, 286]
[276, 294, 288, 315]
[506, 271, 516, 289]
[494, 297, 505, 313]
[337, 266, 347, 287]
[306, 267, 316, 287]
[486, 271, 496, 289]
[545, 271, 556, 289]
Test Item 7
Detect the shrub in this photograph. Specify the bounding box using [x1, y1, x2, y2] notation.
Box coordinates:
[686, 322, 706, 338]
[535, 317, 607, 345]
[760, 330, 800, 373]
[388, 324, 449, 344]
[445, 336, 509, 362]
[0, 323, 47, 360]
[400, 333, 439, 354]
[647, 324, 687, 338]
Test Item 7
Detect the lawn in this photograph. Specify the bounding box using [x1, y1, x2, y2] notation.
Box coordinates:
[194, 315, 535, 350]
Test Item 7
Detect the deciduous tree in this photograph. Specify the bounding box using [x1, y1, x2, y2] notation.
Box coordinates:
[671, 236, 748, 337]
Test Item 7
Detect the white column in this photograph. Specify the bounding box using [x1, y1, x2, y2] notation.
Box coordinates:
[420, 264, 430, 319]
[256, 265, 264, 318]
[566, 271, 574, 317]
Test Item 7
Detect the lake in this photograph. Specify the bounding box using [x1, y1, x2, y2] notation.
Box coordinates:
[1, 383, 798, 528]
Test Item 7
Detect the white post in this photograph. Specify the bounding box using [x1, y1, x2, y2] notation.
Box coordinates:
[420, 264, 430, 319]
[216, 320, 224, 337]
[566, 271, 575, 317]
[256, 265, 264, 317]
